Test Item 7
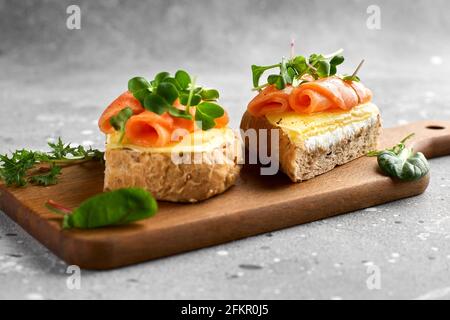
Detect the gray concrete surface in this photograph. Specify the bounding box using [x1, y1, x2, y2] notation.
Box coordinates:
[1, 0, 450, 299]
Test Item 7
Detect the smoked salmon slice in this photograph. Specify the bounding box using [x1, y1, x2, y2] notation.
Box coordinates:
[289, 77, 372, 114]
[125, 111, 174, 147]
[99, 91, 144, 134]
[101, 92, 230, 147]
[247, 85, 291, 117]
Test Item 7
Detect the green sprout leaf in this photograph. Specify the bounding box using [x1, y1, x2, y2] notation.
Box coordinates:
[195, 102, 224, 130]
[156, 82, 179, 105]
[316, 60, 331, 78]
[128, 77, 152, 104]
[127, 71, 225, 128]
[151, 72, 170, 87]
[180, 93, 201, 106]
[144, 94, 170, 115]
[267, 74, 285, 90]
[251, 64, 280, 88]
[109, 106, 133, 143]
[175, 70, 191, 90]
[200, 89, 220, 101]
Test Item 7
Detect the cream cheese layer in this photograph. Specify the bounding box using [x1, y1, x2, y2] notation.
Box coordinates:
[265, 102, 380, 151]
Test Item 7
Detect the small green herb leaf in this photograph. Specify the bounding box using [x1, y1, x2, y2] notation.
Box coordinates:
[175, 70, 191, 90]
[367, 133, 430, 181]
[156, 82, 179, 104]
[342, 75, 361, 82]
[200, 89, 220, 101]
[316, 60, 331, 78]
[0, 139, 103, 188]
[195, 102, 224, 130]
[109, 107, 133, 143]
[251, 64, 280, 88]
[144, 94, 170, 115]
[60, 188, 158, 229]
[29, 165, 61, 186]
[267, 74, 285, 90]
[330, 55, 345, 66]
[152, 72, 170, 87]
[128, 77, 152, 104]
[167, 106, 192, 120]
[180, 93, 201, 106]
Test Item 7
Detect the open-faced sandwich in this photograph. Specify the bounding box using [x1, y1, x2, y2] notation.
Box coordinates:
[99, 71, 241, 202]
[240, 50, 381, 182]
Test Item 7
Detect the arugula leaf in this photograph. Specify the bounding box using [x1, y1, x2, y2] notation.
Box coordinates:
[45, 188, 158, 229]
[0, 149, 36, 186]
[0, 139, 104, 187]
[29, 165, 61, 186]
[195, 102, 224, 130]
[367, 133, 430, 181]
[109, 107, 133, 143]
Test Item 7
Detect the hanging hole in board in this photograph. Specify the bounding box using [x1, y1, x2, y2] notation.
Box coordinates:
[426, 125, 445, 130]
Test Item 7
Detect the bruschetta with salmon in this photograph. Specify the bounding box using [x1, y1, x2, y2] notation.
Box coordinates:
[99, 70, 241, 202]
[240, 50, 381, 182]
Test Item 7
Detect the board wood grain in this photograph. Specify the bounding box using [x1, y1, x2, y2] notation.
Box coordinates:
[1, 120, 450, 269]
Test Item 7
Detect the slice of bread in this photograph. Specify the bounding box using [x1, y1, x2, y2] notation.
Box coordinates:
[104, 129, 242, 202]
[240, 103, 382, 182]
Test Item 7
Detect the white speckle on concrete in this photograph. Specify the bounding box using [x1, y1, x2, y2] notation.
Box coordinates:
[274, 289, 281, 295]
[391, 253, 400, 258]
[81, 130, 93, 135]
[273, 257, 281, 263]
[81, 140, 94, 146]
[425, 91, 436, 98]
[415, 287, 450, 300]
[311, 252, 318, 257]
[330, 296, 343, 300]
[364, 208, 378, 212]
[430, 56, 443, 65]
[418, 233, 430, 241]
[388, 259, 396, 263]
[216, 250, 229, 256]
[26, 293, 44, 300]
[431, 247, 439, 252]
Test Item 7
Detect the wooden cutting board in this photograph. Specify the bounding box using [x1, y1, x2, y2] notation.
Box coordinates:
[1, 120, 450, 269]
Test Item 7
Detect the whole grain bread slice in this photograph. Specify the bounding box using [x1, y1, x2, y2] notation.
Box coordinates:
[240, 111, 382, 182]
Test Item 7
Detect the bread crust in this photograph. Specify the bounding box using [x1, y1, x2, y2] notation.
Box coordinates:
[104, 136, 242, 202]
[240, 111, 382, 182]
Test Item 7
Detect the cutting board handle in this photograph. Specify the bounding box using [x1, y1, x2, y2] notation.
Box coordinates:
[384, 120, 450, 159]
